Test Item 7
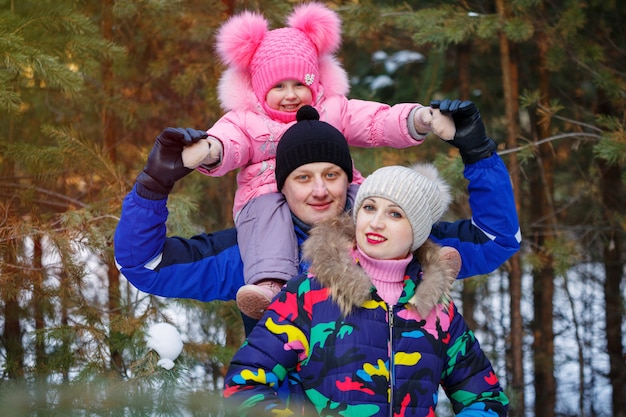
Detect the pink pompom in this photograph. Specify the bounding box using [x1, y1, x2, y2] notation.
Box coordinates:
[216, 10, 268, 69]
[287, 2, 341, 55]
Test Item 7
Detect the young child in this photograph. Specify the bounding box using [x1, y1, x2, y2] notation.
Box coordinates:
[223, 162, 509, 416]
[181, 3, 454, 319]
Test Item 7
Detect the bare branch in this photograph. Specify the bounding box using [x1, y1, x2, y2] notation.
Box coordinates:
[499, 132, 602, 155]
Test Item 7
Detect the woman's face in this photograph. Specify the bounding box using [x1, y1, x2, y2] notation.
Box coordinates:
[355, 197, 413, 260]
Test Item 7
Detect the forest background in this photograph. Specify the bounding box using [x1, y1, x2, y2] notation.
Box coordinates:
[0, 0, 624, 416]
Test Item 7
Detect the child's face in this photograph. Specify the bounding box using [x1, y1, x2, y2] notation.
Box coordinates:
[265, 79, 313, 113]
[355, 197, 413, 260]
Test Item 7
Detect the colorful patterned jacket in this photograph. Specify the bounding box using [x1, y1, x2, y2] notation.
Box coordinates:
[224, 215, 509, 417]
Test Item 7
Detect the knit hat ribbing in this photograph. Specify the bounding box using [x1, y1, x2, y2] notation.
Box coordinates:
[275, 106, 353, 190]
[353, 164, 451, 251]
[251, 27, 320, 122]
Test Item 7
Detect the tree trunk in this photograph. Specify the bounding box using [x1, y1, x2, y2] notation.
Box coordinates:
[1, 81, 24, 380]
[457, 43, 471, 101]
[32, 236, 47, 417]
[101, 0, 124, 375]
[34, 237, 47, 377]
[455, 43, 480, 331]
[530, 169, 556, 417]
[599, 159, 626, 417]
[495, 0, 524, 414]
[33, 236, 49, 415]
[3, 282, 24, 379]
[531, 20, 557, 417]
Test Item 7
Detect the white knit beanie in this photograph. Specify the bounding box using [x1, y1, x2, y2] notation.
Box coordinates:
[353, 163, 452, 251]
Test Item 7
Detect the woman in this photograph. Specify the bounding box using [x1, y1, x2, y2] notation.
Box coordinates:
[223, 162, 509, 416]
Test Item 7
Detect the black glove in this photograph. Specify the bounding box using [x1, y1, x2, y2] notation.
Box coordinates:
[136, 127, 208, 199]
[430, 99, 497, 164]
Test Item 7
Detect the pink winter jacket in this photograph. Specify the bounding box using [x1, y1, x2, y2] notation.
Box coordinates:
[197, 95, 425, 216]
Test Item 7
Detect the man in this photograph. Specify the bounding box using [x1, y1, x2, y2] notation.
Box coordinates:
[114, 99, 521, 334]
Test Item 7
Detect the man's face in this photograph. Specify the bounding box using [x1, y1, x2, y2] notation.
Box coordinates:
[281, 162, 349, 226]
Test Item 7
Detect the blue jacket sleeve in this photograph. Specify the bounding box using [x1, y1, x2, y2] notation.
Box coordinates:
[430, 154, 521, 278]
[113, 184, 244, 301]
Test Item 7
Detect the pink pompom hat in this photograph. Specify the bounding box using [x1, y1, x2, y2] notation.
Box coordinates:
[216, 3, 343, 123]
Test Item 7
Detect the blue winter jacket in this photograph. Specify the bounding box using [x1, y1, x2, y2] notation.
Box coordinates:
[114, 154, 520, 304]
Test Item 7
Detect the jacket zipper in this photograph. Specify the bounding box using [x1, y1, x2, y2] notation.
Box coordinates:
[388, 305, 394, 417]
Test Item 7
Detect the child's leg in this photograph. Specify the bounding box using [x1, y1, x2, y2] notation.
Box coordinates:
[347, 183, 359, 208]
[235, 192, 298, 319]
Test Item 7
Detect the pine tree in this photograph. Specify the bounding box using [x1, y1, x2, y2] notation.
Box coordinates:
[0, 0, 240, 413]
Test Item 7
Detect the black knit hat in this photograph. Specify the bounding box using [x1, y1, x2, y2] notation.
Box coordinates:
[275, 106, 353, 190]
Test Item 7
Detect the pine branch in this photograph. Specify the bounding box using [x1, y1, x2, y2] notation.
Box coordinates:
[0, 183, 87, 208]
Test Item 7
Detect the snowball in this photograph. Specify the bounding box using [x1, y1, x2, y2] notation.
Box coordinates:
[146, 322, 183, 369]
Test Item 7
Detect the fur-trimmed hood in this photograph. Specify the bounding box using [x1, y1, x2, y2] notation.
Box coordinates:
[217, 52, 349, 114]
[302, 214, 457, 317]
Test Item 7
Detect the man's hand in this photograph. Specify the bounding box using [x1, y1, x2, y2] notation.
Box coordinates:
[136, 127, 208, 199]
[430, 99, 497, 164]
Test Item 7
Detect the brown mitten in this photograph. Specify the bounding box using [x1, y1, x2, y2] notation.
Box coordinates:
[182, 137, 223, 169]
[413, 106, 456, 141]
